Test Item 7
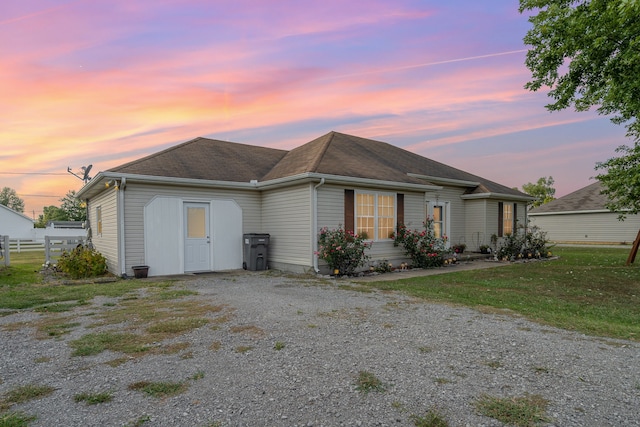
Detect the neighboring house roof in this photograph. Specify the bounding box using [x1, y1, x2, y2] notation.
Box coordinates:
[0, 204, 34, 223]
[101, 131, 527, 198]
[530, 181, 607, 214]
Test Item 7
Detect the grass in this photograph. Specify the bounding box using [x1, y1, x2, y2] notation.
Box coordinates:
[0, 252, 177, 311]
[273, 341, 285, 350]
[354, 370, 387, 393]
[128, 381, 188, 398]
[0, 251, 42, 287]
[70, 331, 151, 356]
[0, 384, 55, 414]
[410, 408, 450, 427]
[0, 411, 37, 427]
[475, 393, 550, 427]
[74, 391, 113, 405]
[358, 247, 640, 341]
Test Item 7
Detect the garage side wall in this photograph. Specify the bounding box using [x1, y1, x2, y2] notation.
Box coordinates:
[87, 188, 119, 275]
[123, 183, 260, 277]
[261, 184, 313, 273]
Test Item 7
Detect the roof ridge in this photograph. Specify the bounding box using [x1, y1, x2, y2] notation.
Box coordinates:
[109, 137, 206, 172]
[308, 131, 336, 173]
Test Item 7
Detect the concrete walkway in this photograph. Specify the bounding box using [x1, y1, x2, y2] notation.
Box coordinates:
[352, 258, 509, 282]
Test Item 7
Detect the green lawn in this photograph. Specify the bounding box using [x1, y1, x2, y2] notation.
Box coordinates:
[0, 251, 169, 311]
[358, 247, 640, 341]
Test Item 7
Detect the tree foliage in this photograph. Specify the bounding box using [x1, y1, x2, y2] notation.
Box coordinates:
[520, 0, 640, 140]
[0, 187, 25, 212]
[521, 176, 556, 208]
[520, 0, 640, 216]
[34, 190, 86, 228]
[595, 144, 640, 219]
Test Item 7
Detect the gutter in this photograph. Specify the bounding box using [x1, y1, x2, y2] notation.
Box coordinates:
[312, 178, 325, 273]
[118, 177, 127, 277]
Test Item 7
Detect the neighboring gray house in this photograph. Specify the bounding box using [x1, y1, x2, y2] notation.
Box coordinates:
[0, 204, 34, 239]
[76, 131, 532, 277]
[529, 181, 640, 244]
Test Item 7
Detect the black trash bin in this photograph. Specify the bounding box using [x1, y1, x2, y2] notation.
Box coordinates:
[243, 233, 270, 271]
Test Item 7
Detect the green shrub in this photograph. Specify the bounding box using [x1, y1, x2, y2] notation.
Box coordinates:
[317, 226, 372, 275]
[393, 219, 450, 268]
[57, 245, 107, 279]
[496, 225, 551, 261]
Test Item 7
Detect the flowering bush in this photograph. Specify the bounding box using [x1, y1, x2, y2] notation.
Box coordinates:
[496, 224, 551, 260]
[393, 219, 450, 268]
[317, 226, 371, 275]
[57, 244, 107, 279]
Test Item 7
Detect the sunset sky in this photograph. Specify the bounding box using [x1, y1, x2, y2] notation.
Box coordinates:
[1, 0, 629, 219]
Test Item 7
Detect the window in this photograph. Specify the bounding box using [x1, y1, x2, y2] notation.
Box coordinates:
[428, 201, 449, 239]
[96, 206, 102, 236]
[498, 202, 517, 236]
[355, 192, 395, 240]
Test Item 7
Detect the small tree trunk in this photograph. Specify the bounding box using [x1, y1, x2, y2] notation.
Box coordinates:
[626, 229, 640, 266]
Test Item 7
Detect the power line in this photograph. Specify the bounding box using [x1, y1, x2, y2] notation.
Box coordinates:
[0, 172, 69, 176]
[17, 194, 62, 198]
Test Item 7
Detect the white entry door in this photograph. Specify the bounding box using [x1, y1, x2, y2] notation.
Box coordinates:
[184, 203, 211, 272]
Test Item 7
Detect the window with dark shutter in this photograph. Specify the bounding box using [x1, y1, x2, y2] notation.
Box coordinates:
[397, 193, 404, 227]
[498, 202, 504, 237]
[344, 189, 354, 232]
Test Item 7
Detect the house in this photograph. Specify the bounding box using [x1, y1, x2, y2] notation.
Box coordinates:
[76, 131, 533, 277]
[0, 204, 34, 239]
[529, 181, 640, 245]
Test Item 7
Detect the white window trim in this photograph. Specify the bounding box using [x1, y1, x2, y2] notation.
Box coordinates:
[355, 191, 396, 241]
[427, 200, 450, 247]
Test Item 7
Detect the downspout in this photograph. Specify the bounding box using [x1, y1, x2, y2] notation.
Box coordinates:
[118, 177, 127, 277]
[312, 178, 325, 273]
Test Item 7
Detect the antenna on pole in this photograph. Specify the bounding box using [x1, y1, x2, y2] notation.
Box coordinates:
[67, 164, 93, 184]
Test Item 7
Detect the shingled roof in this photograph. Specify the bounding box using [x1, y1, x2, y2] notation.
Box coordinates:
[530, 181, 607, 214]
[109, 137, 288, 182]
[107, 131, 526, 197]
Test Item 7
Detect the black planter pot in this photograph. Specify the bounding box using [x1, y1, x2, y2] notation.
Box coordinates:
[132, 265, 149, 279]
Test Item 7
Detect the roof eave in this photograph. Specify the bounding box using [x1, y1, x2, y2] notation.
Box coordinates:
[257, 172, 443, 191]
[529, 209, 621, 216]
[76, 171, 443, 200]
[407, 173, 480, 188]
[460, 192, 535, 202]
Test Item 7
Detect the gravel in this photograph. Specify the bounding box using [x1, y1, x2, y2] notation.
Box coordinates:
[1, 271, 639, 427]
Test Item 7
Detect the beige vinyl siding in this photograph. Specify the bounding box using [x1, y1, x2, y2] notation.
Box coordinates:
[88, 188, 119, 275]
[122, 183, 261, 274]
[262, 184, 312, 270]
[464, 199, 489, 251]
[530, 211, 640, 244]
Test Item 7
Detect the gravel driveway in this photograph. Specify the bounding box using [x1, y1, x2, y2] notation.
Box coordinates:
[1, 271, 639, 426]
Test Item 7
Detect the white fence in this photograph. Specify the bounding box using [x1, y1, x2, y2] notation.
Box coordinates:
[0, 235, 87, 266]
[44, 236, 87, 263]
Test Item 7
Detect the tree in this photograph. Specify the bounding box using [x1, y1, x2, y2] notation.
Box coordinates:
[34, 190, 86, 228]
[519, 0, 640, 140]
[0, 187, 25, 212]
[35, 206, 69, 228]
[521, 0, 640, 257]
[521, 176, 556, 208]
[595, 144, 640, 219]
[60, 190, 86, 221]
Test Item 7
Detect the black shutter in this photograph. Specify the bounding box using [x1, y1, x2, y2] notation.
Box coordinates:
[498, 202, 504, 237]
[397, 193, 404, 228]
[344, 190, 354, 232]
[513, 203, 518, 232]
